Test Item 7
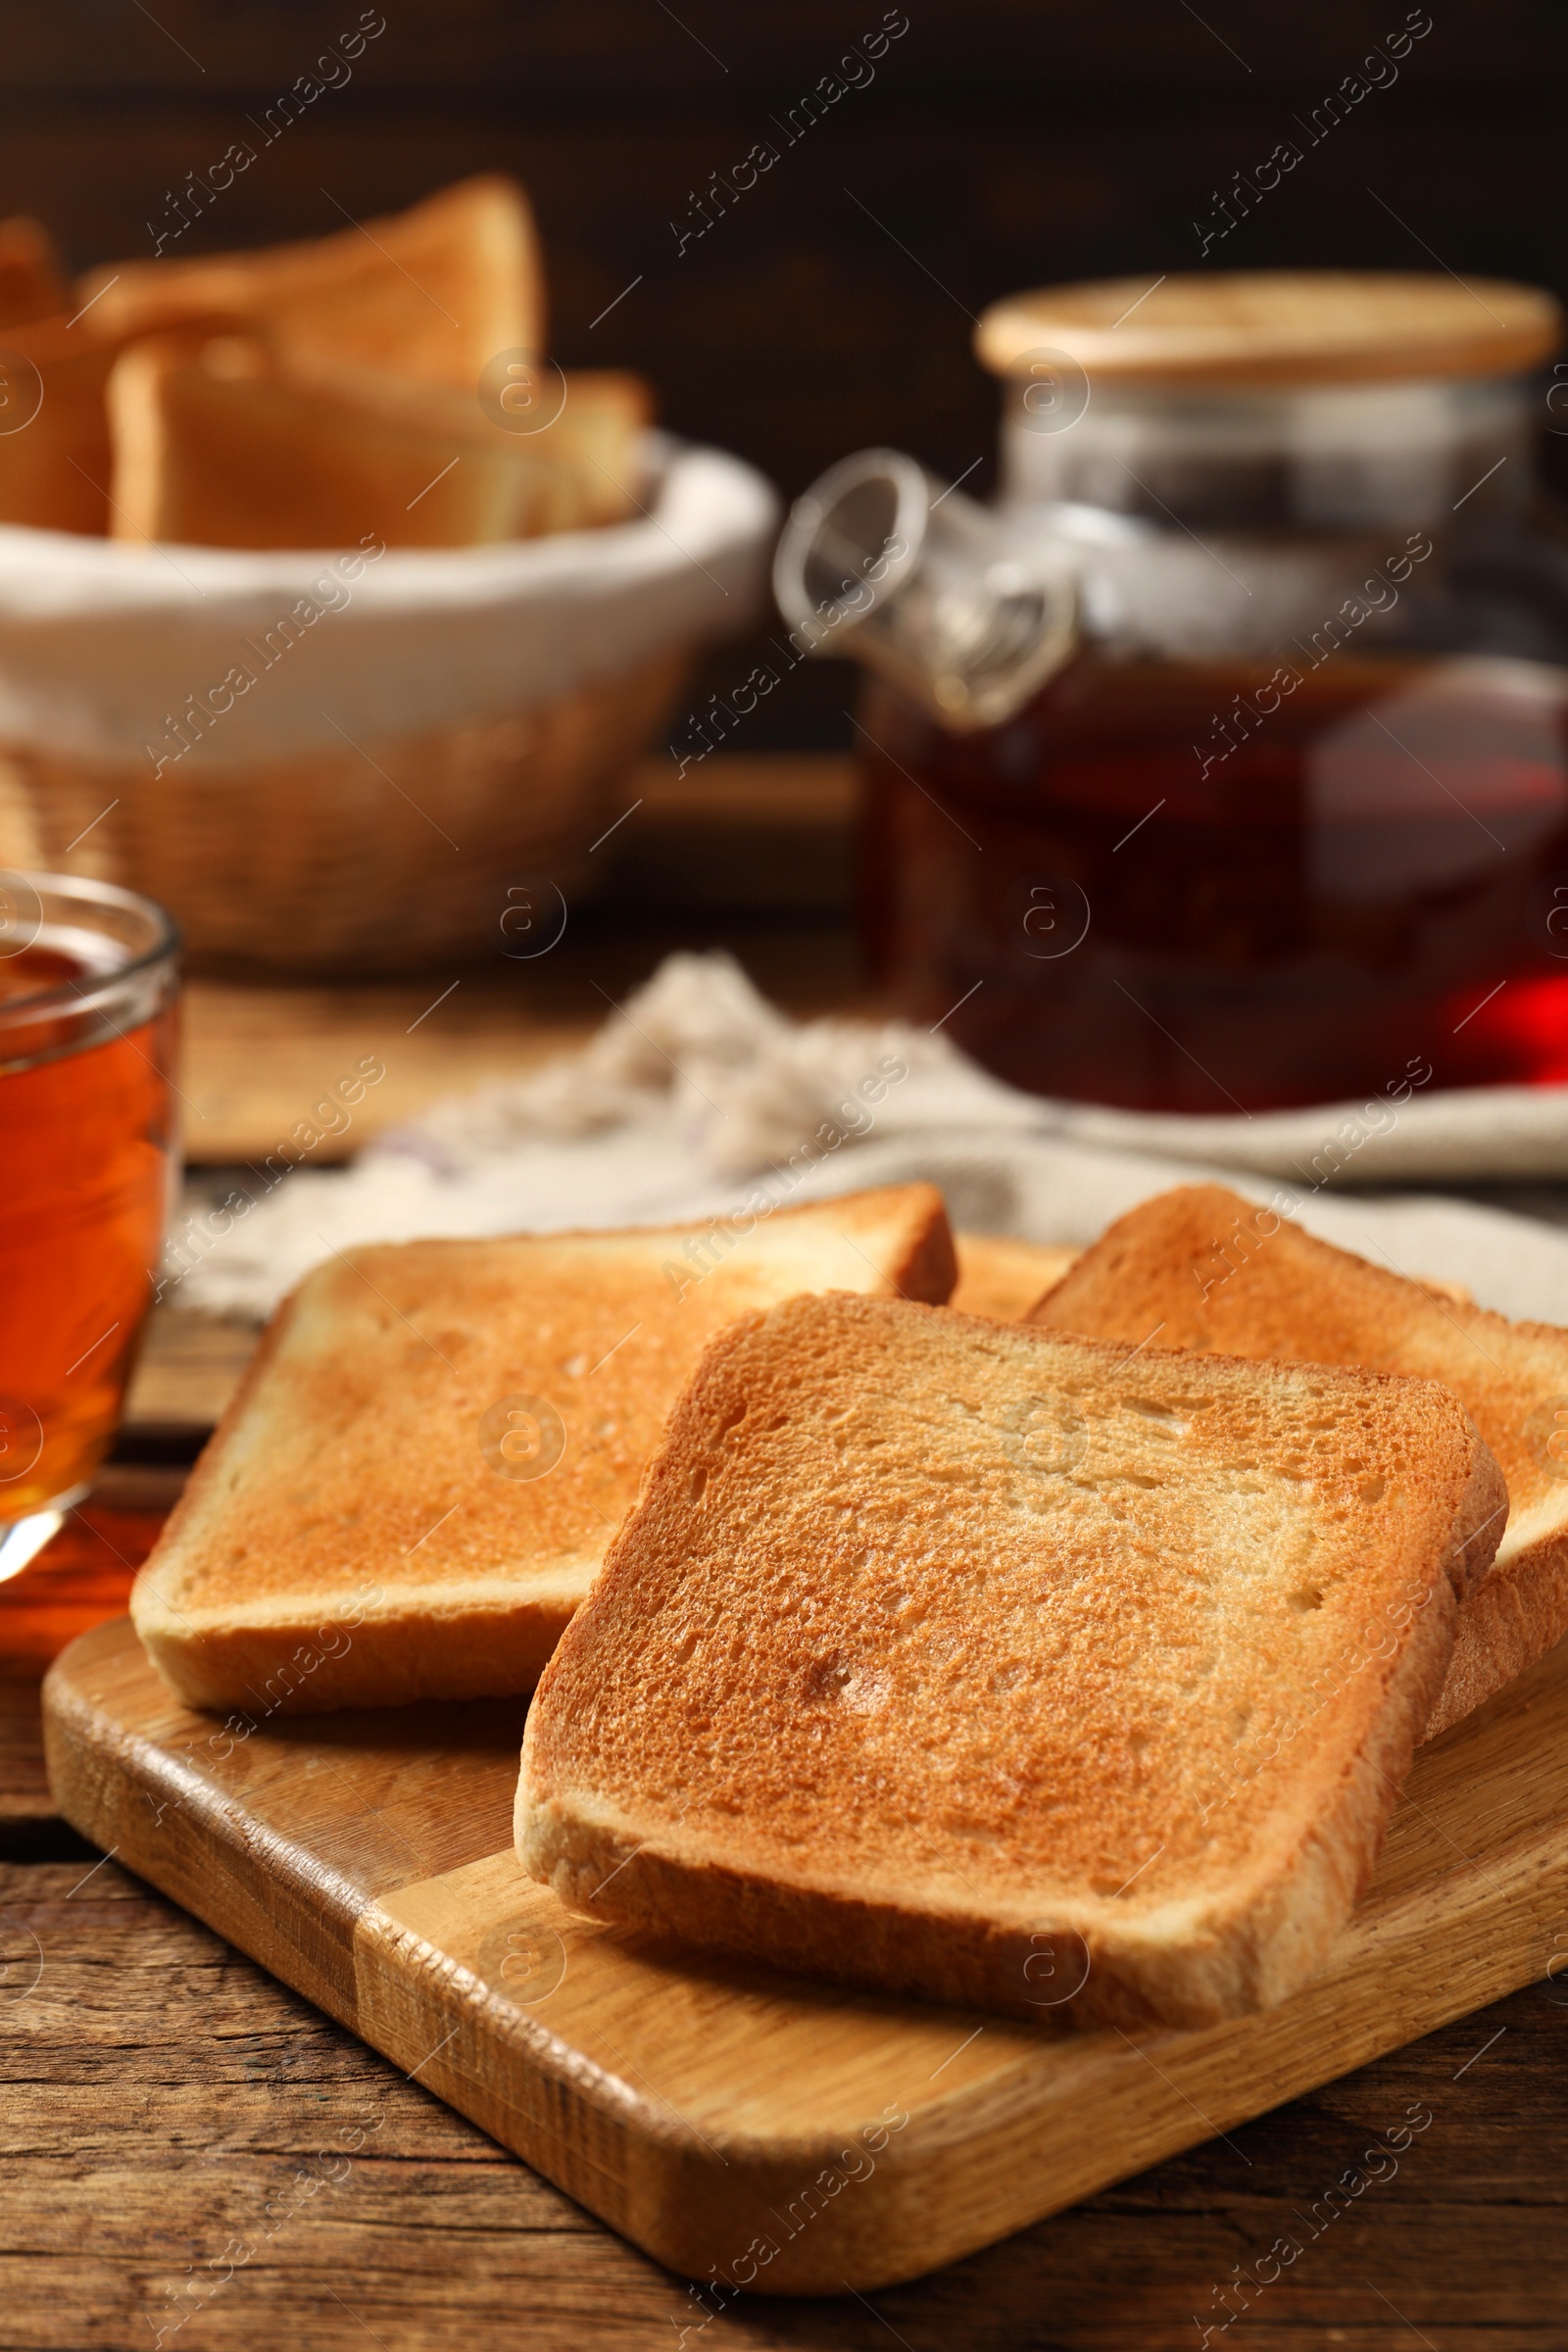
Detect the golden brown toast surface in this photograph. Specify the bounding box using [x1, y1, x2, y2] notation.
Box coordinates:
[951, 1233, 1078, 1321]
[0, 315, 118, 535]
[0, 217, 67, 330]
[1031, 1185, 1568, 1735]
[106, 332, 592, 550]
[518, 1291, 1503, 2028]
[281, 357, 654, 525]
[78, 174, 542, 388]
[131, 1186, 955, 1713]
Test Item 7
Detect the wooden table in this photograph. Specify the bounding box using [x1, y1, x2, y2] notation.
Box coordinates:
[8, 1404, 1567, 2346]
[5, 1559, 1565, 2352]
[178, 753, 860, 1166]
[7, 755, 1568, 2345]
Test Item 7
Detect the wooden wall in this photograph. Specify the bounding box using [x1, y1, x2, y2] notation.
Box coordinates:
[3, 1, 1565, 747]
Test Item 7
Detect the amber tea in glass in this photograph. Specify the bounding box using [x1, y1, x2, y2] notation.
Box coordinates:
[858, 648, 1568, 1110]
[0, 874, 178, 1565]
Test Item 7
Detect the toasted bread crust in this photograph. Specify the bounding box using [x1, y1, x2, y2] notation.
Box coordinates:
[131, 1186, 956, 1715]
[81, 175, 544, 391]
[1425, 1524, 1568, 1739]
[517, 1294, 1503, 2028]
[887, 1199, 959, 1308]
[1030, 1185, 1566, 1737]
[140, 1591, 574, 1717]
[951, 1234, 1079, 1322]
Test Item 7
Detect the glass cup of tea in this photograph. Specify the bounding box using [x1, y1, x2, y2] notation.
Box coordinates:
[0, 872, 179, 1578]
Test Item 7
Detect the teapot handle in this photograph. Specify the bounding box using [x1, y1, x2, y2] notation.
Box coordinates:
[772, 446, 1078, 732]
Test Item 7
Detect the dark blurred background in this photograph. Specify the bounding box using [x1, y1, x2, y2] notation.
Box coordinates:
[5, 0, 1567, 750]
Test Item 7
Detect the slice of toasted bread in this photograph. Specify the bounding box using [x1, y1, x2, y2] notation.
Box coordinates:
[106, 331, 592, 549]
[530, 370, 652, 522]
[951, 1233, 1078, 1322]
[0, 315, 116, 534]
[272, 353, 654, 526]
[77, 174, 543, 388]
[517, 1292, 1503, 2027]
[1029, 1184, 1560, 1739]
[0, 217, 68, 330]
[131, 1187, 956, 1715]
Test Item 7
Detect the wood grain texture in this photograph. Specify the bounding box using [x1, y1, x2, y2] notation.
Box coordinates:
[6, 1857, 1568, 2352]
[41, 1610, 1568, 2296]
[123, 1309, 259, 1437]
[174, 754, 861, 1168]
[0, 1505, 155, 1676]
[0, 1505, 161, 1861]
[974, 270, 1562, 385]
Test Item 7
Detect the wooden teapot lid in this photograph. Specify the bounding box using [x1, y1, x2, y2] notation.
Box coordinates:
[974, 270, 1561, 390]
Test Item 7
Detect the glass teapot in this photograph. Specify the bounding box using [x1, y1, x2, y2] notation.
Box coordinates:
[774, 270, 1568, 1113]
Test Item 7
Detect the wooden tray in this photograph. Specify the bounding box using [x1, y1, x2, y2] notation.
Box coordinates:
[43, 1613, 1568, 2295]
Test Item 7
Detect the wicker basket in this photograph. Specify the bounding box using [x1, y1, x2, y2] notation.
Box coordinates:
[0, 650, 688, 976]
[0, 439, 776, 976]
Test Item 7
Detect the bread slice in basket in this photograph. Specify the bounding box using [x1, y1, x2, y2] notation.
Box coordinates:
[951, 1233, 1078, 1321]
[0, 215, 68, 330]
[276, 358, 655, 528]
[131, 1186, 956, 1715]
[106, 331, 592, 551]
[1030, 1184, 1567, 1739]
[108, 333, 652, 549]
[0, 315, 131, 535]
[77, 174, 542, 389]
[516, 1291, 1504, 2027]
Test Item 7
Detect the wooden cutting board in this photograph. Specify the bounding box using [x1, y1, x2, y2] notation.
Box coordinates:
[43, 1613, 1568, 2296]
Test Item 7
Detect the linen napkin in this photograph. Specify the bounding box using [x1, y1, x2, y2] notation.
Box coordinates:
[174, 949, 1568, 1326]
